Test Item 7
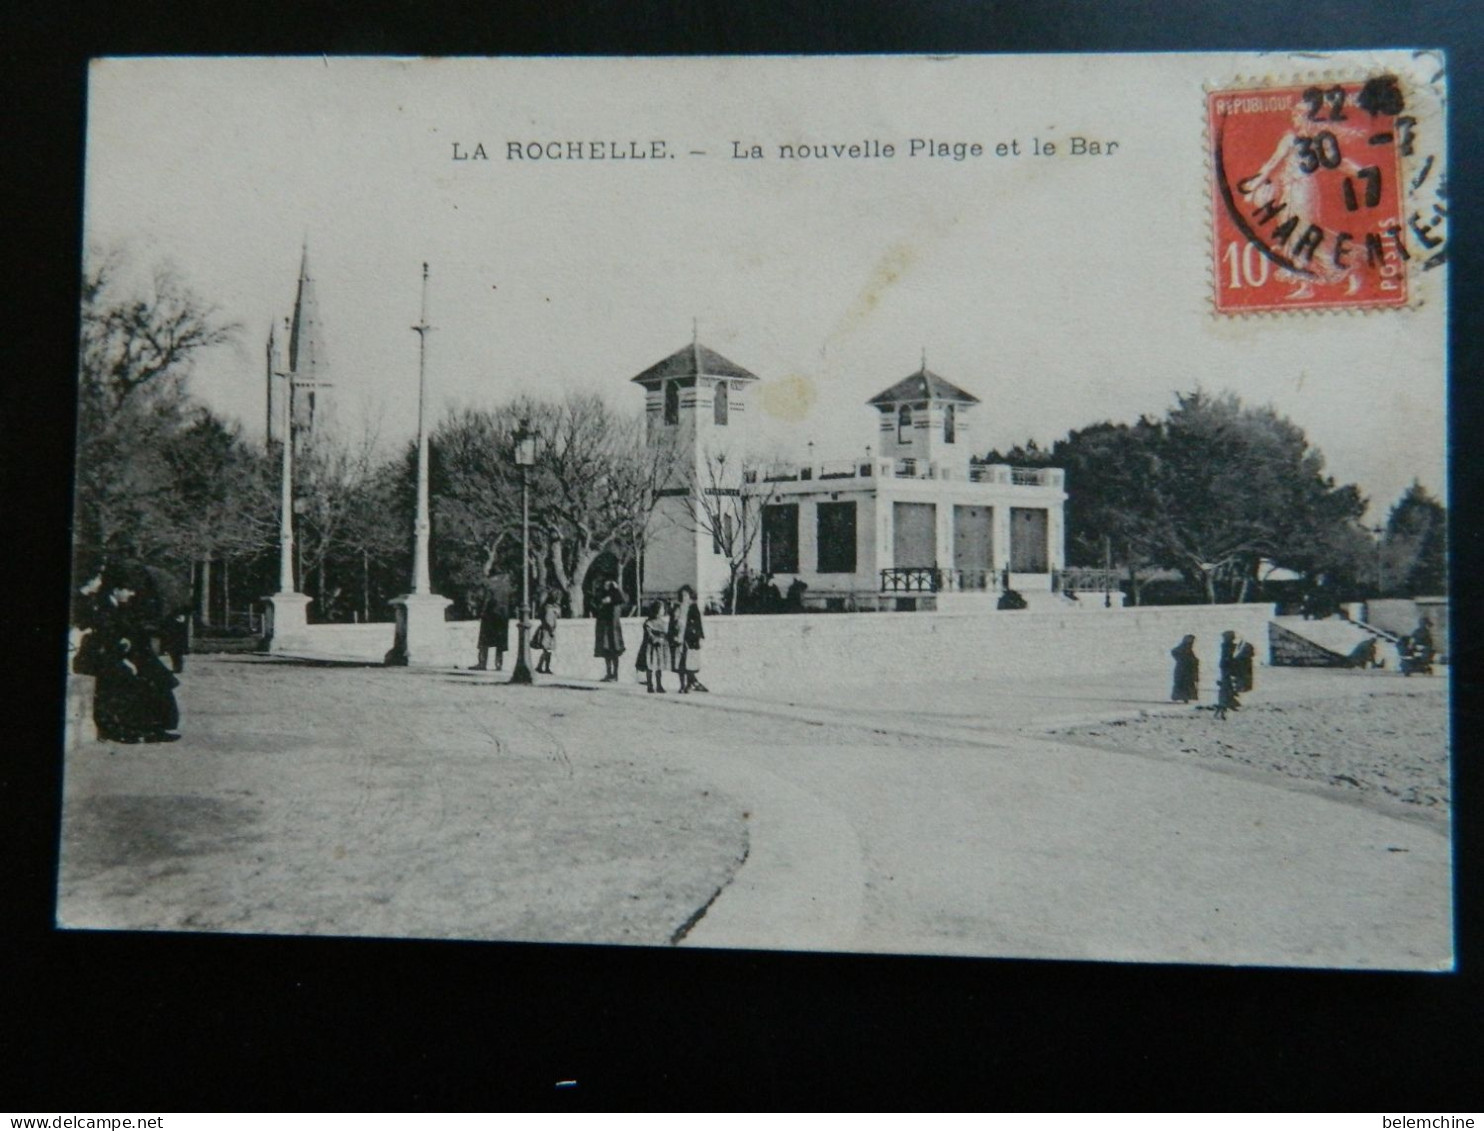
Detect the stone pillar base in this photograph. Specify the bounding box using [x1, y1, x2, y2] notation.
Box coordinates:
[386, 592, 455, 667]
[263, 592, 314, 653]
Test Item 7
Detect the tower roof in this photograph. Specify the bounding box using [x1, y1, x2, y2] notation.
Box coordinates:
[288, 244, 327, 380]
[630, 341, 759, 386]
[868, 363, 980, 407]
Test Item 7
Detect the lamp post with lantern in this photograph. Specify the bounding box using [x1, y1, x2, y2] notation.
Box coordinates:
[1371, 523, 1387, 596]
[510, 418, 537, 684]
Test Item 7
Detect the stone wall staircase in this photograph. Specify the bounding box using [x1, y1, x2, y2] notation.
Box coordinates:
[1269, 614, 1399, 667]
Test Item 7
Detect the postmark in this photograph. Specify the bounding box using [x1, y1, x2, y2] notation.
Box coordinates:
[1208, 74, 1441, 314]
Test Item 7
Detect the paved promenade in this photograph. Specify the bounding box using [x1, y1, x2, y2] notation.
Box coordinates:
[59, 656, 1451, 969]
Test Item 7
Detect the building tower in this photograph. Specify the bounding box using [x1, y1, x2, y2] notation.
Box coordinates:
[866, 356, 980, 476]
[266, 244, 334, 448]
[630, 334, 760, 603]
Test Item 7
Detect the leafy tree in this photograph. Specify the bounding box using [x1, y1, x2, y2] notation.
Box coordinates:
[986, 420, 1165, 601]
[428, 404, 524, 603]
[1382, 481, 1447, 595]
[983, 390, 1370, 603]
[155, 407, 278, 619]
[1152, 391, 1366, 602]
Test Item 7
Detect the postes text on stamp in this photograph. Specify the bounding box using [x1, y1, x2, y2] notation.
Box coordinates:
[1209, 77, 1418, 314]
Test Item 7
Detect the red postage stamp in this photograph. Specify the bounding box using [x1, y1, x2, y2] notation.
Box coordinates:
[1208, 76, 1425, 314]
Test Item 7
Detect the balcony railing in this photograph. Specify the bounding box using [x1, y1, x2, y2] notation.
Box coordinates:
[881, 567, 943, 592]
[880, 567, 1002, 593]
[742, 461, 1061, 487]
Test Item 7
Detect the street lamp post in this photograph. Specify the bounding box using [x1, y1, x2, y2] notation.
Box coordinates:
[1103, 533, 1113, 608]
[510, 418, 537, 684]
[1371, 524, 1386, 596]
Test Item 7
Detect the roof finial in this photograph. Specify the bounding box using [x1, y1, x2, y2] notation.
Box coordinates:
[692, 316, 699, 345]
[921, 346, 927, 373]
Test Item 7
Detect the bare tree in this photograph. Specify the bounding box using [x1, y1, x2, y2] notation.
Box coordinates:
[293, 420, 392, 619]
[673, 446, 780, 614]
[430, 394, 679, 615]
[80, 253, 237, 410]
[74, 252, 239, 582]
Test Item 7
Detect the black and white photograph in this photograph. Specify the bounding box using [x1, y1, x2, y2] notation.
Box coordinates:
[59, 52, 1451, 973]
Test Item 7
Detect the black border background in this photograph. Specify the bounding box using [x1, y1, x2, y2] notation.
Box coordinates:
[5, 0, 1481, 1110]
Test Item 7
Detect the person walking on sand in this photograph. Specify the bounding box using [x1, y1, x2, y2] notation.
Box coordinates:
[1170, 634, 1199, 703]
[593, 579, 626, 681]
[474, 589, 509, 671]
[641, 600, 672, 693]
[1214, 630, 1241, 720]
[1233, 636, 1256, 694]
[1218, 630, 1242, 711]
[532, 590, 561, 675]
[669, 585, 707, 693]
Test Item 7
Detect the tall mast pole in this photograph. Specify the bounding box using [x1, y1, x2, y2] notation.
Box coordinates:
[411, 263, 433, 596]
[277, 328, 296, 594]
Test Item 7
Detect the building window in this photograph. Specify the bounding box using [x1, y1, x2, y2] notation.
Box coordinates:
[897, 404, 912, 444]
[762, 504, 799, 573]
[712, 512, 734, 555]
[816, 502, 857, 574]
[664, 380, 679, 425]
[714, 381, 729, 426]
[943, 403, 956, 444]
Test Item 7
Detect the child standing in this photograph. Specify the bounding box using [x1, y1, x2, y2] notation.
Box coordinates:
[642, 600, 672, 693]
[532, 591, 561, 675]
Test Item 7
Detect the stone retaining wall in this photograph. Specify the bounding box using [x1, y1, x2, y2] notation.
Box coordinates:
[274, 604, 1275, 694]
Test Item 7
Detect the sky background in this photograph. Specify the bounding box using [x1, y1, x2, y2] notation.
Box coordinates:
[83, 54, 1447, 519]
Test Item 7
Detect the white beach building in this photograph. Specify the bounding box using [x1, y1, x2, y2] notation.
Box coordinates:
[632, 340, 1068, 612]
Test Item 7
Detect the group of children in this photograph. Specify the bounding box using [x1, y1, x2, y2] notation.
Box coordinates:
[635, 586, 706, 694]
[475, 581, 708, 693]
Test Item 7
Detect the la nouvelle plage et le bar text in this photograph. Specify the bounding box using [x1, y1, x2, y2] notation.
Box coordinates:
[449, 136, 1121, 162]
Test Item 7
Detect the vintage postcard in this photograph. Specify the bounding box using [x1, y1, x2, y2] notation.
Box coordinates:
[62, 53, 1449, 969]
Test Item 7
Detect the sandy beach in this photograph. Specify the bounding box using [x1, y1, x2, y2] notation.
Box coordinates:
[1050, 686, 1449, 826]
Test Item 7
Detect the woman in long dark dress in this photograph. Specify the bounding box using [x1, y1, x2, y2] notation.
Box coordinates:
[1170, 634, 1199, 703]
[475, 592, 510, 671]
[669, 585, 707, 693]
[593, 579, 626, 681]
[81, 574, 180, 743]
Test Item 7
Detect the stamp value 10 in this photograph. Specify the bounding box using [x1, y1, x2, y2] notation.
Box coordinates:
[1208, 76, 1428, 314]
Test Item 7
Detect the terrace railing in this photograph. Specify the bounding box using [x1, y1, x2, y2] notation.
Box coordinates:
[951, 568, 994, 591]
[880, 566, 943, 593]
[1054, 567, 1120, 595]
[968, 464, 1064, 487]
